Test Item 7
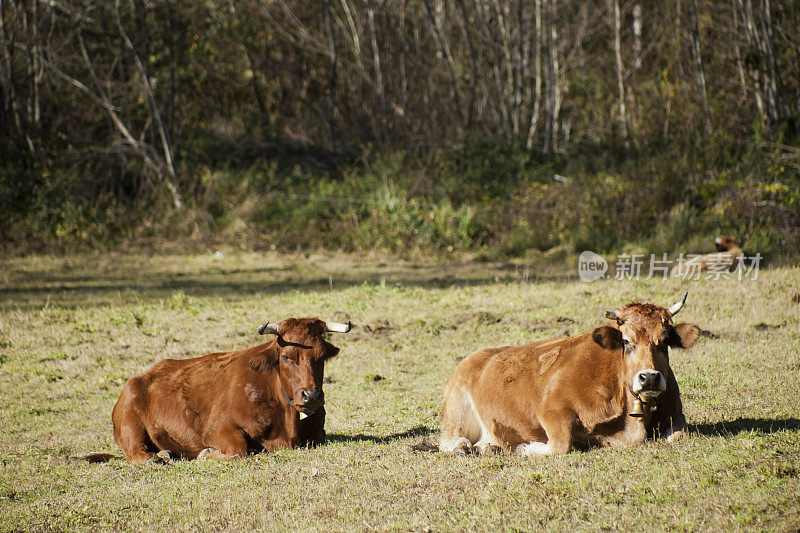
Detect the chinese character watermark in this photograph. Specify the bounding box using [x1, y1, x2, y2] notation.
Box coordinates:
[578, 251, 762, 282]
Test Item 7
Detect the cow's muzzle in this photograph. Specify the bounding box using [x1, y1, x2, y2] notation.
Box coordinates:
[630, 370, 666, 418]
[632, 370, 666, 398]
[281, 384, 324, 418]
[298, 389, 324, 411]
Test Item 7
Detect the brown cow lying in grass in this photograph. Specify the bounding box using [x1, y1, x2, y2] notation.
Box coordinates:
[83, 317, 350, 463]
[671, 235, 745, 277]
[439, 294, 700, 455]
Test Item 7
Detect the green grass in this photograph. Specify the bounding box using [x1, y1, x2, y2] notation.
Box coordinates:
[1, 252, 799, 531]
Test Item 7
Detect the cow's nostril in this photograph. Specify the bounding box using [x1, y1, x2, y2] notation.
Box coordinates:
[639, 373, 648, 384]
[300, 389, 322, 405]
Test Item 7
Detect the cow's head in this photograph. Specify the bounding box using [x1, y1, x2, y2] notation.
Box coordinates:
[715, 235, 740, 252]
[593, 293, 699, 414]
[257, 317, 351, 415]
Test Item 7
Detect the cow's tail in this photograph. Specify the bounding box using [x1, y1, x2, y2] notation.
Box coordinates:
[68, 453, 119, 463]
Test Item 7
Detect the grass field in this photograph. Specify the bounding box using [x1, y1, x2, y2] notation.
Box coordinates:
[1, 251, 798, 531]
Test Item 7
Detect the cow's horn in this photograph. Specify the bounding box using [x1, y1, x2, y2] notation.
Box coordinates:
[257, 322, 280, 335]
[324, 321, 352, 333]
[604, 310, 622, 323]
[668, 292, 688, 316]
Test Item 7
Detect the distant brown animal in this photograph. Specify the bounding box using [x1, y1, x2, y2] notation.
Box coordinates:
[439, 294, 699, 455]
[85, 317, 350, 463]
[671, 235, 744, 277]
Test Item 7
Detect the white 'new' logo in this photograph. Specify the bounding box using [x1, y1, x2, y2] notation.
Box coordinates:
[578, 251, 608, 282]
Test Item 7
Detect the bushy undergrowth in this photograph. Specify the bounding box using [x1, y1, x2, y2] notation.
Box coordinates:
[2, 134, 799, 260]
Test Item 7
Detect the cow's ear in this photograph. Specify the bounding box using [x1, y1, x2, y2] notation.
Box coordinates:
[669, 323, 700, 349]
[592, 326, 624, 350]
[249, 346, 279, 373]
[323, 343, 340, 360]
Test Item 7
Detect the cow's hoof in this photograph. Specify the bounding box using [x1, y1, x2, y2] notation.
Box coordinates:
[480, 444, 502, 456]
[452, 443, 473, 456]
[197, 447, 216, 460]
[473, 441, 501, 455]
[150, 450, 173, 464]
[516, 441, 552, 456]
[666, 430, 685, 444]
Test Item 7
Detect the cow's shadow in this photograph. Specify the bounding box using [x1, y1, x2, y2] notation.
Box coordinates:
[689, 417, 800, 437]
[326, 425, 433, 444]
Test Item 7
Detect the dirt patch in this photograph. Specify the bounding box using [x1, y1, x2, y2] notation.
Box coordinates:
[456, 311, 501, 325]
[365, 319, 393, 336]
[699, 328, 719, 339]
[411, 439, 439, 453]
[330, 311, 352, 323]
[503, 315, 576, 332]
[753, 322, 783, 331]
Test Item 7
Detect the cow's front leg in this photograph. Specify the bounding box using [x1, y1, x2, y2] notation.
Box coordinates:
[517, 409, 574, 455]
[652, 370, 687, 443]
[439, 436, 473, 455]
[658, 411, 687, 444]
[199, 426, 248, 460]
[297, 408, 326, 447]
[260, 436, 294, 453]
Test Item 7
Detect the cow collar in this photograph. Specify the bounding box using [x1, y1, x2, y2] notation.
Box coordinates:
[280, 382, 312, 420]
[628, 387, 656, 418]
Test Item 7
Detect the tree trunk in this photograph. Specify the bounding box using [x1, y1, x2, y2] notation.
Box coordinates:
[366, 0, 385, 126]
[543, 0, 560, 153]
[474, 0, 509, 135]
[632, 3, 642, 70]
[424, 0, 463, 126]
[114, 0, 181, 209]
[758, 0, 783, 120]
[687, 0, 712, 135]
[736, 0, 765, 123]
[456, 0, 476, 130]
[730, 1, 748, 101]
[324, 0, 339, 149]
[526, 0, 542, 150]
[613, 0, 630, 148]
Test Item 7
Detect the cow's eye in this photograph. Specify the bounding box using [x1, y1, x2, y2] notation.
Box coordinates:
[622, 339, 632, 350]
[281, 355, 292, 362]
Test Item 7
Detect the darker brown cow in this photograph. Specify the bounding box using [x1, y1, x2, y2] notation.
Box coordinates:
[439, 294, 700, 455]
[109, 317, 350, 463]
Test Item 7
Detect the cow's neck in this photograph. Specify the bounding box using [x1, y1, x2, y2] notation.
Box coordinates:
[610, 365, 653, 444]
[279, 380, 311, 421]
[587, 352, 651, 446]
[272, 372, 311, 431]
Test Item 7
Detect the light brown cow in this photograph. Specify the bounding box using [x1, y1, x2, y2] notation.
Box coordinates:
[96, 317, 350, 463]
[671, 235, 745, 277]
[439, 294, 700, 455]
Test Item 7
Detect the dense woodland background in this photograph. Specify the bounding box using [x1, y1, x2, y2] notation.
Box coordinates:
[1, 0, 798, 258]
